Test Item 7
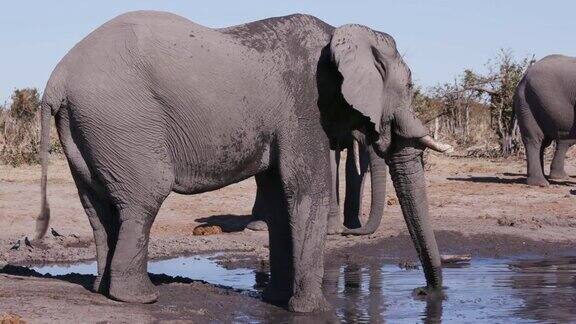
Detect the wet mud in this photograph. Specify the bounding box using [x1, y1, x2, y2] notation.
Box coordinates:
[3, 231, 576, 323]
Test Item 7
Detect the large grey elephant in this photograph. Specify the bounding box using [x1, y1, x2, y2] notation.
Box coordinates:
[514, 55, 576, 186]
[36, 11, 443, 312]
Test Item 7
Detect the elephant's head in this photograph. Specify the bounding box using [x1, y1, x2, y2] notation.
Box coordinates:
[321, 24, 442, 291]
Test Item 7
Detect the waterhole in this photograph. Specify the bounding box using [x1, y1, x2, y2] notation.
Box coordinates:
[26, 255, 576, 322]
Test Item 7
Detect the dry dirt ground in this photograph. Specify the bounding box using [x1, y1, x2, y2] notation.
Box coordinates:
[1, 151, 575, 322]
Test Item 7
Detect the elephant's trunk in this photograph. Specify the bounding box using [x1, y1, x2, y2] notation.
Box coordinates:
[388, 144, 442, 289]
[342, 145, 387, 235]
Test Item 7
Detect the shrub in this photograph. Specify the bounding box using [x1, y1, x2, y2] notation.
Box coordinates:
[0, 88, 59, 166]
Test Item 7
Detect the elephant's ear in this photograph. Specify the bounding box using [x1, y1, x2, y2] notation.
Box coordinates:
[331, 25, 386, 133]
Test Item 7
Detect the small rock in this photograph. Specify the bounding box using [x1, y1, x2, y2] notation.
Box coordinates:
[497, 217, 515, 227]
[192, 225, 223, 236]
[387, 197, 398, 205]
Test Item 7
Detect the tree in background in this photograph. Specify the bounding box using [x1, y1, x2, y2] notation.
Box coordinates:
[463, 49, 534, 156]
[1, 88, 42, 166]
[10, 88, 40, 123]
[417, 49, 534, 157]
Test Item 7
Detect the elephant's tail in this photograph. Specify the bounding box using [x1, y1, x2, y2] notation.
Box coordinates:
[35, 70, 66, 240]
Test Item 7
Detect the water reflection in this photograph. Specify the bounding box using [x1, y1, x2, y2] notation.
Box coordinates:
[327, 262, 442, 323]
[26, 255, 576, 322]
[506, 257, 576, 322]
[423, 293, 443, 324]
[333, 263, 387, 323]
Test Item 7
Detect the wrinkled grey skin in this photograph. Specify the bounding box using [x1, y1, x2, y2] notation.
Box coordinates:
[514, 55, 576, 186]
[250, 139, 388, 236]
[37, 11, 442, 312]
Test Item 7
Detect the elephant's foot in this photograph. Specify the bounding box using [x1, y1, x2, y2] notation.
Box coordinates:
[246, 220, 268, 231]
[412, 285, 445, 300]
[288, 292, 331, 313]
[526, 176, 549, 187]
[343, 219, 362, 230]
[263, 285, 291, 305]
[549, 170, 569, 180]
[326, 218, 341, 235]
[108, 274, 158, 303]
[92, 274, 109, 294]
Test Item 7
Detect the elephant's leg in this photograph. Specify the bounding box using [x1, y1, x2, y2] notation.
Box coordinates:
[259, 170, 293, 303]
[272, 149, 330, 312]
[77, 186, 117, 293]
[549, 139, 575, 180]
[55, 109, 118, 294]
[517, 95, 550, 186]
[107, 200, 163, 303]
[105, 167, 172, 303]
[327, 148, 342, 234]
[261, 157, 330, 312]
[343, 143, 369, 229]
[524, 138, 549, 186]
[247, 182, 268, 231]
[285, 174, 331, 313]
[540, 138, 552, 174]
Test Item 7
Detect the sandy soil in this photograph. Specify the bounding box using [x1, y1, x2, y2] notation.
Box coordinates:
[1, 151, 575, 322]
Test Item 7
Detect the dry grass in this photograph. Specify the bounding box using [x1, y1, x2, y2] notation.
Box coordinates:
[0, 88, 61, 167]
[0, 109, 40, 166]
[0, 110, 62, 167]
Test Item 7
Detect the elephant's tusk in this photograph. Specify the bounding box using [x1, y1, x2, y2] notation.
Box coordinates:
[353, 140, 361, 175]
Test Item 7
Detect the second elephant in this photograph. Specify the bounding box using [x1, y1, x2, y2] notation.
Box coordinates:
[249, 138, 388, 235]
[514, 55, 576, 186]
[250, 123, 450, 236]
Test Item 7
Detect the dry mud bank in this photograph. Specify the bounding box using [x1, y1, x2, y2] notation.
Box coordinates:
[1, 153, 575, 322]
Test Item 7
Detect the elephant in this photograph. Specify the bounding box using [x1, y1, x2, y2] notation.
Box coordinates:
[36, 11, 444, 312]
[249, 119, 452, 236]
[248, 139, 390, 235]
[331, 127, 451, 235]
[514, 54, 576, 186]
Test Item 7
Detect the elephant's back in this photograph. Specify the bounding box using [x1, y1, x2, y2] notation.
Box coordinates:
[57, 11, 272, 114]
[525, 55, 576, 88]
[59, 11, 221, 77]
[523, 55, 576, 136]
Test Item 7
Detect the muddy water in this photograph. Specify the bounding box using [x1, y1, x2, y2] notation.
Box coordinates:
[32, 254, 258, 291]
[31, 255, 576, 323]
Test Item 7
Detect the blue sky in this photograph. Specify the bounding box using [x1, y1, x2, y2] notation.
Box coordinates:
[1, 0, 575, 104]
